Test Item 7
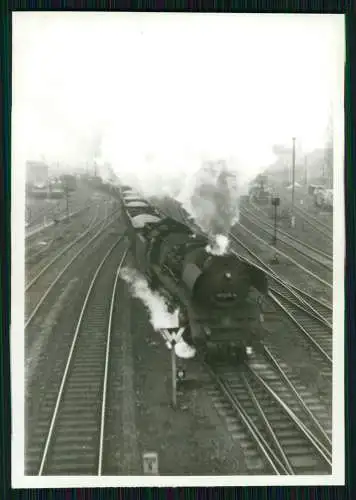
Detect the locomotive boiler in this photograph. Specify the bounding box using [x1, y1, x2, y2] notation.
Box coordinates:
[120, 186, 269, 361]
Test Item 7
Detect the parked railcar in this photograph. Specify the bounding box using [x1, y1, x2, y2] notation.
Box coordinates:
[314, 187, 333, 210]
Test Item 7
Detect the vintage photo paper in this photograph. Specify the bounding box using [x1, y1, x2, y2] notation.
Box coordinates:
[11, 12, 345, 487]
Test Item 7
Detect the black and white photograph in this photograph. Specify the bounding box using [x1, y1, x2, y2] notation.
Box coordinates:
[11, 12, 345, 487]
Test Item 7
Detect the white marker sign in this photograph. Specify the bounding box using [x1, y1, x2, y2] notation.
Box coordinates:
[143, 452, 159, 475]
[162, 327, 185, 347]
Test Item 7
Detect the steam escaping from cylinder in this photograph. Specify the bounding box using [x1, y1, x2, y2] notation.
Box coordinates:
[120, 267, 179, 330]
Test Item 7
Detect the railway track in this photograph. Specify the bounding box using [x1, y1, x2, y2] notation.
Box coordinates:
[268, 280, 332, 328]
[25, 206, 120, 334]
[26, 200, 110, 283]
[153, 199, 332, 330]
[26, 193, 120, 260]
[240, 206, 332, 267]
[26, 188, 94, 227]
[25, 207, 86, 241]
[246, 200, 333, 255]
[153, 198, 333, 306]
[173, 202, 333, 309]
[228, 235, 332, 371]
[26, 200, 65, 230]
[25, 202, 100, 265]
[294, 205, 333, 238]
[26, 240, 128, 475]
[176, 206, 333, 375]
[132, 195, 334, 474]
[265, 291, 332, 376]
[228, 230, 332, 309]
[26, 210, 52, 230]
[25, 187, 107, 241]
[285, 285, 332, 325]
[206, 353, 332, 475]
[234, 219, 332, 291]
[151, 198, 333, 374]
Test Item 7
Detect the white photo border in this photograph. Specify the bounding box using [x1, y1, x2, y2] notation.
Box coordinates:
[11, 12, 345, 488]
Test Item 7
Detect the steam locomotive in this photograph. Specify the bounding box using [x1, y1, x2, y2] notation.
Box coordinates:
[120, 186, 269, 361]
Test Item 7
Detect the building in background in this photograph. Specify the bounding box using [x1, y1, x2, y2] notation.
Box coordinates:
[26, 160, 49, 188]
[269, 139, 333, 189]
[26, 161, 49, 198]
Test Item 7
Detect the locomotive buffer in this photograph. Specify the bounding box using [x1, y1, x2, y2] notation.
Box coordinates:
[161, 327, 185, 409]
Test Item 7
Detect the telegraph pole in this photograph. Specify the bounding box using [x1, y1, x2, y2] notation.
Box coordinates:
[271, 196, 280, 245]
[161, 326, 186, 410]
[325, 103, 333, 189]
[26, 206, 31, 226]
[292, 137, 296, 207]
[304, 156, 308, 186]
[271, 195, 280, 263]
[45, 168, 50, 226]
[291, 137, 296, 228]
[66, 188, 69, 218]
[64, 181, 70, 219]
[171, 341, 177, 408]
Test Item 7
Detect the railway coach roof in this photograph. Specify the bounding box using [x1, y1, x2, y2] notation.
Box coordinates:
[125, 201, 149, 207]
[123, 195, 142, 201]
[131, 214, 162, 228]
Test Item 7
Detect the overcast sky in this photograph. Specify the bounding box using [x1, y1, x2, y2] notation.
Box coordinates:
[12, 12, 344, 187]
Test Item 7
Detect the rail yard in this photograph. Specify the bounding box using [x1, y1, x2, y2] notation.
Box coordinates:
[22, 170, 338, 478]
[11, 12, 348, 487]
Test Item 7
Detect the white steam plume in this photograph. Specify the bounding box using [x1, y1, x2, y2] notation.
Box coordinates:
[206, 234, 230, 256]
[177, 159, 240, 255]
[106, 151, 266, 256]
[120, 267, 179, 330]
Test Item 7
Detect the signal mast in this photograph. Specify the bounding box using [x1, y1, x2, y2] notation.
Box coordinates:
[324, 105, 333, 189]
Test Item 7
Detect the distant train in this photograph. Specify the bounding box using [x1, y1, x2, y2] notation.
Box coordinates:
[26, 168, 76, 200]
[27, 184, 48, 199]
[248, 182, 272, 205]
[120, 185, 269, 362]
[312, 186, 333, 210]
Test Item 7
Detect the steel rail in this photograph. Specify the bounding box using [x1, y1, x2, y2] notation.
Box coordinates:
[97, 248, 129, 475]
[25, 215, 118, 328]
[38, 238, 123, 475]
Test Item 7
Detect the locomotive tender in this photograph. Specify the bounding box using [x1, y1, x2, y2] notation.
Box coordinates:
[120, 186, 269, 361]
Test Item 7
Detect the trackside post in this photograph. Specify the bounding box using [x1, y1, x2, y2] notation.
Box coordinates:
[162, 327, 185, 409]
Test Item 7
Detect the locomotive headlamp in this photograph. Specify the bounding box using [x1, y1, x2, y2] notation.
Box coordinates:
[224, 272, 232, 279]
[177, 369, 186, 381]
